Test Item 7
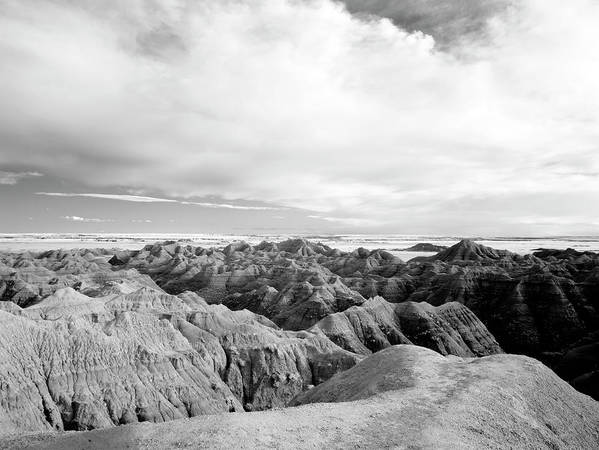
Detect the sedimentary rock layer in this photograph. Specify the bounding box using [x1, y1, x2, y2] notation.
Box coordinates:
[5, 345, 597, 450]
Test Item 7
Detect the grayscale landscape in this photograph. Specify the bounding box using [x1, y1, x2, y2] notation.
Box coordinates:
[1, 0, 598, 448]
[0, 237, 598, 448]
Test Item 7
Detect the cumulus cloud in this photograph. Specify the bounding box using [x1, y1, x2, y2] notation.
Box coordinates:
[1, 0, 599, 233]
[340, 0, 510, 47]
[0, 171, 42, 185]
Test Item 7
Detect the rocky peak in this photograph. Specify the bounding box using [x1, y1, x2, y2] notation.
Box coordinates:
[434, 239, 511, 262]
[276, 239, 332, 257]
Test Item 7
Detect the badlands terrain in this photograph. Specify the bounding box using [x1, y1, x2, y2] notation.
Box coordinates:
[0, 238, 598, 448]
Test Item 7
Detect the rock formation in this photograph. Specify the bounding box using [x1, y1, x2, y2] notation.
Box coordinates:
[4, 237, 597, 400]
[341, 239, 599, 398]
[0, 248, 159, 307]
[0, 308, 241, 434]
[401, 243, 448, 252]
[5, 345, 597, 449]
[430, 238, 515, 262]
[0, 236, 597, 443]
[108, 239, 398, 329]
[0, 284, 360, 434]
[311, 297, 502, 357]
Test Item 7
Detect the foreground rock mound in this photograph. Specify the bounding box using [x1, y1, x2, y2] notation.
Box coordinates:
[6, 345, 598, 449]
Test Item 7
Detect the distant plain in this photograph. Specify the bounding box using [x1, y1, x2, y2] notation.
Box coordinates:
[2, 233, 599, 261]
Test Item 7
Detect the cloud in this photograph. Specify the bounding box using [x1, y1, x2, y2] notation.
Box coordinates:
[1, 0, 599, 233]
[38, 193, 178, 203]
[308, 215, 382, 228]
[180, 201, 284, 211]
[37, 192, 285, 210]
[0, 171, 42, 185]
[62, 215, 113, 223]
[340, 0, 510, 48]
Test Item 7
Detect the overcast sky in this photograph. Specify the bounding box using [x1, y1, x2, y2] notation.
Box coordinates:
[1, 0, 598, 235]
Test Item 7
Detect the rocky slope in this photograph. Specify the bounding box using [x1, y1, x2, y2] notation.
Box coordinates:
[0, 238, 598, 447]
[0, 285, 360, 434]
[0, 308, 241, 434]
[0, 237, 597, 439]
[311, 297, 502, 357]
[3, 238, 597, 399]
[430, 238, 516, 262]
[0, 285, 500, 436]
[5, 345, 598, 450]
[0, 248, 159, 307]
[341, 240, 599, 398]
[107, 240, 372, 329]
[99, 239, 599, 396]
[407, 242, 598, 367]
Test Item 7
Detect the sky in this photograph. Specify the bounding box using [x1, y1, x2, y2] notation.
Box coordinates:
[1, 0, 598, 236]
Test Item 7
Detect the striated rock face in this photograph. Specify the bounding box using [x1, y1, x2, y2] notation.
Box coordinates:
[168, 292, 360, 411]
[407, 268, 593, 355]
[9, 345, 598, 450]
[215, 325, 358, 411]
[0, 284, 360, 435]
[223, 274, 365, 330]
[0, 309, 241, 434]
[311, 297, 502, 357]
[328, 239, 599, 399]
[105, 239, 409, 330]
[111, 239, 397, 328]
[0, 248, 159, 308]
[1, 238, 599, 445]
[94, 240, 504, 358]
[1, 233, 598, 439]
